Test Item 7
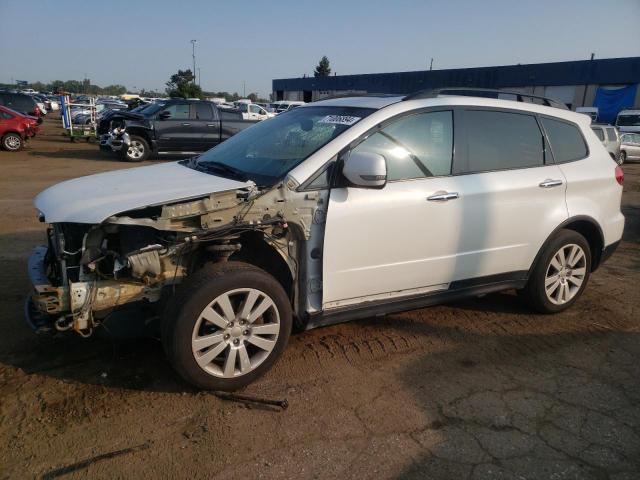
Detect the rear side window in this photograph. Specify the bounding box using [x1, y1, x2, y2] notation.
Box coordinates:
[542, 118, 589, 162]
[195, 103, 213, 120]
[351, 110, 453, 181]
[460, 110, 544, 173]
[0, 111, 13, 119]
[591, 127, 605, 141]
[606, 128, 617, 141]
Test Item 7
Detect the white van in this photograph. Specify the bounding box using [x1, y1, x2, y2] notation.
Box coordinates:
[615, 109, 640, 133]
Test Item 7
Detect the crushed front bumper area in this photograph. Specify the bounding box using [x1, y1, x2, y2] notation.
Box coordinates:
[26, 246, 161, 335]
[99, 131, 130, 153]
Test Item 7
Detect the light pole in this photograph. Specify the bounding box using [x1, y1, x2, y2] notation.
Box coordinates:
[198, 68, 201, 87]
[190, 39, 197, 84]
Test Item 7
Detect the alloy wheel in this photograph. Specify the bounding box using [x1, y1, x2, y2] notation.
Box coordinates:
[544, 243, 587, 305]
[127, 140, 144, 159]
[4, 135, 21, 150]
[191, 288, 280, 378]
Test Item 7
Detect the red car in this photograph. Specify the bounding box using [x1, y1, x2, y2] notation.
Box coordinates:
[0, 105, 39, 152]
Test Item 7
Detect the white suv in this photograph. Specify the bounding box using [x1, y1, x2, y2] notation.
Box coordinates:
[28, 90, 625, 390]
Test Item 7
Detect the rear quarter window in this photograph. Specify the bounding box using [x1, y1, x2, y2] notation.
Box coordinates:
[591, 127, 605, 141]
[605, 128, 617, 141]
[458, 110, 544, 173]
[541, 117, 588, 162]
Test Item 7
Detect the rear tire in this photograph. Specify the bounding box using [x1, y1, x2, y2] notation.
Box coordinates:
[619, 151, 626, 165]
[122, 135, 149, 162]
[162, 262, 292, 391]
[520, 229, 591, 314]
[1, 133, 23, 152]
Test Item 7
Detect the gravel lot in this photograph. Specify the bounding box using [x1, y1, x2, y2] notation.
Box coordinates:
[1, 116, 639, 479]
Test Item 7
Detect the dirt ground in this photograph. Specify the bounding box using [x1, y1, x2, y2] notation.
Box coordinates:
[1, 116, 639, 480]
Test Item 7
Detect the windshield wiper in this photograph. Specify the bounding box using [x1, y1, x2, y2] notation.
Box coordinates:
[196, 161, 248, 182]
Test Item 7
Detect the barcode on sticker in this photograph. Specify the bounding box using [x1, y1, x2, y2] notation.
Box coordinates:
[319, 115, 361, 126]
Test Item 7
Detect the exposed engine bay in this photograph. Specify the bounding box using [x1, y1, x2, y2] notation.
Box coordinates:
[29, 179, 327, 336]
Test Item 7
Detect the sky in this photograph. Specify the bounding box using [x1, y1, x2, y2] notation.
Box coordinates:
[1, 0, 639, 98]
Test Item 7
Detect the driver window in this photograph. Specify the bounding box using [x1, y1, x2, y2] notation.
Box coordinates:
[351, 111, 453, 181]
[162, 103, 190, 120]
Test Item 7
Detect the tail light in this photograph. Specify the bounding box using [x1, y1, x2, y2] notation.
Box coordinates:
[34, 106, 41, 116]
[615, 165, 624, 186]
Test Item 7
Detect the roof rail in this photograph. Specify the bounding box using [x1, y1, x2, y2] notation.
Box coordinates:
[402, 88, 569, 110]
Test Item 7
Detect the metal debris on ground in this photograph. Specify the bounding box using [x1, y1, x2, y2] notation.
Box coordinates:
[212, 391, 289, 411]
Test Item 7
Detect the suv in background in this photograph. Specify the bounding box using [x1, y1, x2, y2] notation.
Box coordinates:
[591, 124, 621, 163]
[28, 90, 624, 391]
[0, 91, 42, 121]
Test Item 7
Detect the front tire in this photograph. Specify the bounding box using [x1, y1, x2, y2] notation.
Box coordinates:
[2, 133, 23, 151]
[521, 229, 591, 314]
[122, 135, 149, 162]
[162, 262, 292, 391]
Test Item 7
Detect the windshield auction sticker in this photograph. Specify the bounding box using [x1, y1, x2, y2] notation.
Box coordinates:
[319, 115, 361, 126]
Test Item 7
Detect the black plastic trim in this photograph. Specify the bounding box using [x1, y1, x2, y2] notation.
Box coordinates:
[304, 271, 528, 330]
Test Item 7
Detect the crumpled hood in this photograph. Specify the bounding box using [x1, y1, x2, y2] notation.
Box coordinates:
[35, 161, 252, 224]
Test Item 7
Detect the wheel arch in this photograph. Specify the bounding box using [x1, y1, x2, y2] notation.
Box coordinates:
[125, 127, 153, 151]
[531, 216, 605, 275]
[189, 231, 295, 301]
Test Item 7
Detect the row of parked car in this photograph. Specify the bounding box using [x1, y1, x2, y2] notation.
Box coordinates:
[590, 123, 640, 165]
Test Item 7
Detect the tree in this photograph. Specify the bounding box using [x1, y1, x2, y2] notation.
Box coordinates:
[165, 69, 203, 99]
[314, 56, 331, 77]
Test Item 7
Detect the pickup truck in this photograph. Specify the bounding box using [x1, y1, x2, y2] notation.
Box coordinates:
[99, 99, 259, 162]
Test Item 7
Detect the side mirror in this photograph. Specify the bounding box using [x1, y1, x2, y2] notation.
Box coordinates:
[342, 151, 387, 189]
[159, 110, 171, 120]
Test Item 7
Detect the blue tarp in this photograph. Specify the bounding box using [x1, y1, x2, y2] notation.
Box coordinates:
[593, 84, 638, 123]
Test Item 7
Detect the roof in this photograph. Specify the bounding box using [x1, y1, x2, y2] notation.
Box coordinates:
[302, 95, 404, 109]
[274, 56, 640, 93]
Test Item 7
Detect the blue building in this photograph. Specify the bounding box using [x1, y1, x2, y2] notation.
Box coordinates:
[273, 57, 640, 121]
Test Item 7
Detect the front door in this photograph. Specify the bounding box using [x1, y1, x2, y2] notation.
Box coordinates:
[155, 102, 198, 152]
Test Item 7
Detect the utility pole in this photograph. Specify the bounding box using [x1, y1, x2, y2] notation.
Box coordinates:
[190, 39, 197, 84]
[198, 68, 201, 87]
[243, 81, 246, 98]
[429, 58, 433, 71]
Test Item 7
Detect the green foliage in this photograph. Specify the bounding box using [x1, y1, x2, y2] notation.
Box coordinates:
[0, 79, 128, 96]
[314, 56, 331, 77]
[165, 69, 203, 99]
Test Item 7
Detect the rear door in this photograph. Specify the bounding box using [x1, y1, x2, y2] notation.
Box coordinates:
[155, 102, 198, 152]
[192, 102, 220, 151]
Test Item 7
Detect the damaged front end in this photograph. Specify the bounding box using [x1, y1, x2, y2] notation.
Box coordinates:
[27, 222, 184, 335]
[26, 178, 318, 337]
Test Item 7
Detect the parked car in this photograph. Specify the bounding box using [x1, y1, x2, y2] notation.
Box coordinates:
[591, 124, 621, 163]
[268, 101, 305, 114]
[0, 91, 42, 121]
[615, 109, 640, 134]
[27, 90, 624, 391]
[0, 105, 39, 151]
[620, 133, 640, 163]
[98, 99, 259, 162]
[575, 107, 598, 122]
[236, 102, 274, 120]
[33, 94, 52, 112]
[46, 96, 60, 111]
